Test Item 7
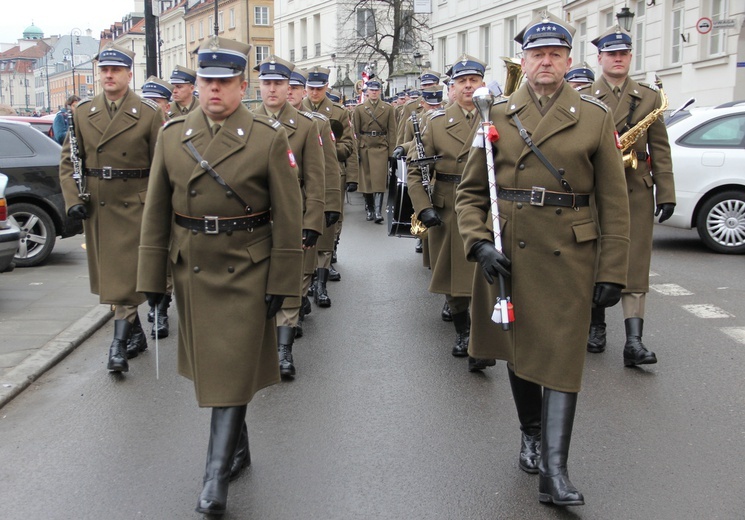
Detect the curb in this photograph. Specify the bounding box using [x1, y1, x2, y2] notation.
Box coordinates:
[0, 305, 113, 409]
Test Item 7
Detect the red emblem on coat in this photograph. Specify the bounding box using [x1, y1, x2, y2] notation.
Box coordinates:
[287, 150, 297, 168]
[614, 131, 622, 149]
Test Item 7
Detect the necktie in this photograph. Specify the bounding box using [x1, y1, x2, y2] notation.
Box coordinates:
[539, 96, 550, 108]
[466, 112, 476, 128]
[212, 124, 221, 137]
[613, 86, 621, 98]
[110, 102, 117, 116]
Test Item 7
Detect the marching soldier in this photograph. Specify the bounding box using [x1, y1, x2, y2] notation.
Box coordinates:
[303, 67, 350, 308]
[582, 27, 675, 366]
[137, 37, 303, 516]
[395, 70, 442, 146]
[168, 64, 198, 118]
[252, 56, 325, 377]
[455, 13, 630, 506]
[407, 54, 494, 371]
[60, 43, 164, 373]
[353, 79, 396, 223]
[141, 76, 173, 114]
[565, 63, 595, 89]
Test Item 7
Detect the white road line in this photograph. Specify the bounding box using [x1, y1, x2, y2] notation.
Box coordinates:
[649, 271, 659, 277]
[722, 328, 745, 345]
[681, 304, 733, 319]
[650, 283, 693, 296]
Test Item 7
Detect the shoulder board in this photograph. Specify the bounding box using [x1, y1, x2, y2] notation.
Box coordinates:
[576, 84, 592, 92]
[332, 102, 345, 110]
[253, 113, 282, 130]
[298, 110, 314, 121]
[430, 109, 446, 119]
[163, 117, 184, 130]
[494, 98, 508, 105]
[639, 82, 659, 92]
[77, 98, 92, 107]
[310, 112, 330, 122]
[141, 98, 160, 111]
[580, 94, 609, 113]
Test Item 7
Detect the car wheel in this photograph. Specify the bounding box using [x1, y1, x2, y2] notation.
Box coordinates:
[8, 202, 57, 267]
[695, 190, 745, 254]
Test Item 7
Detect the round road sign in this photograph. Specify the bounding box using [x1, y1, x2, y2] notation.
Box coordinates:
[697, 17, 713, 34]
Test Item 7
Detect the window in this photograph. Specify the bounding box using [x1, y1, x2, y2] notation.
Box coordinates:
[255, 6, 269, 26]
[302, 46, 308, 60]
[178, 22, 182, 38]
[480, 25, 490, 63]
[255, 45, 270, 65]
[218, 12, 224, 32]
[634, 1, 646, 71]
[400, 10, 415, 52]
[679, 115, 745, 148]
[357, 8, 375, 38]
[505, 17, 517, 58]
[438, 36, 447, 72]
[458, 31, 467, 55]
[577, 20, 587, 64]
[208, 16, 213, 34]
[198, 21, 203, 39]
[671, 0, 684, 64]
[190, 23, 194, 42]
[0, 128, 34, 157]
[709, 0, 726, 56]
[290, 49, 295, 62]
[229, 9, 235, 29]
[315, 43, 321, 57]
[604, 10, 614, 29]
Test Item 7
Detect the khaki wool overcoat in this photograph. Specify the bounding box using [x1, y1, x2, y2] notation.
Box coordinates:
[408, 103, 477, 297]
[583, 78, 675, 293]
[137, 106, 303, 407]
[353, 99, 397, 193]
[455, 84, 630, 392]
[60, 89, 164, 305]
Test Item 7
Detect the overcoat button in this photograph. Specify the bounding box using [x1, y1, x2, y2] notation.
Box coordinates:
[123, 202, 129, 207]
[226, 230, 232, 236]
[97, 148, 103, 153]
[519, 241, 526, 248]
[192, 229, 198, 235]
[226, 191, 233, 198]
[227, 266, 235, 273]
[516, 203, 523, 209]
[190, 190, 197, 196]
[457, 158, 462, 163]
[193, 266, 200, 273]
[556, 208, 562, 215]
[100, 201, 105, 206]
[554, 250, 561, 256]
[518, 164, 525, 170]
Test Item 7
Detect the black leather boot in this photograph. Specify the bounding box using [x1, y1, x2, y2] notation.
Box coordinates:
[451, 311, 469, 357]
[364, 194, 375, 221]
[277, 325, 296, 378]
[229, 422, 251, 481]
[538, 389, 584, 506]
[373, 192, 384, 223]
[415, 237, 423, 253]
[508, 368, 542, 474]
[308, 272, 317, 298]
[329, 265, 341, 281]
[151, 293, 171, 339]
[314, 268, 331, 307]
[125, 314, 148, 359]
[587, 306, 606, 353]
[147, 306, 155, 323]
[623, 318, 657, 366]
[332, 237, 339, 264]
[441, 301, 452, 322]
[196, 405, 247, 516]
[468, 356, 496, 372]
[107, 319, 131, 372]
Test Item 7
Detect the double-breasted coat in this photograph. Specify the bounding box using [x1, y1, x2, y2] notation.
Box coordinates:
[253, 102, 325, 285]
[168, 97, 199, 119]
[60, 89, 164, 305]
[408, 103, 477, 297]
[137, 106, 303, 407]
[353, 99, 397, 193]
[582, 78, 675, 293]
[455, 84, 630, 392]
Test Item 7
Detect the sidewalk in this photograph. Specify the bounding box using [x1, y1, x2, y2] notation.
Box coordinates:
[0, 235, 112, 408]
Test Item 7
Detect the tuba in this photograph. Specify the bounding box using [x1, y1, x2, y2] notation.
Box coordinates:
[500, 57, 525, 97]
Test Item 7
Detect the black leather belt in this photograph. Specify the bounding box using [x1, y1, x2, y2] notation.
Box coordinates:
[175, 211, 271, 234]
[498, 188, 590, 208]
[436, 174, 461, 184]
[85, 168, 150, 179]
[360, 131, 387, 136]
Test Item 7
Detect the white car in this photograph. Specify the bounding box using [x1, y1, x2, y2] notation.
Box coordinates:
[661, 104, 745, 254]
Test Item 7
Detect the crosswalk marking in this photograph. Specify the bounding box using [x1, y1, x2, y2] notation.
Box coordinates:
[650, 283, 693, 296]
[681, 304, 733, 319]
[722, 328, 745, 345]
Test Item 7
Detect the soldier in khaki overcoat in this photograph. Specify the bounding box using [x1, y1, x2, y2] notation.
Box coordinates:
[168, 64, 199, 118]
[582, 26, 676, 366]
[136, 37, 303, 516]
[60, 43, 164, 373]
[252, 56, 325, 378]
[303, 67, 349, 307]
[407, 54, 492, 371]
[455, 13, 630, 506]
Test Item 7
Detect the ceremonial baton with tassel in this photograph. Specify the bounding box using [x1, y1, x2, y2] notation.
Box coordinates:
[472, 87, 514, 330]
[154, 303, 159, 379]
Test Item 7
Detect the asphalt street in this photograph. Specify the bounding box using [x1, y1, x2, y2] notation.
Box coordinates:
[0, 193, 743, 519]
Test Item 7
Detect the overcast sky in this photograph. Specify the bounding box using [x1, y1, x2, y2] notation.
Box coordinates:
[0, 0, 140, 45]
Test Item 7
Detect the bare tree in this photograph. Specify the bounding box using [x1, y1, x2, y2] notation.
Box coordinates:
[336, 0, 432, 90]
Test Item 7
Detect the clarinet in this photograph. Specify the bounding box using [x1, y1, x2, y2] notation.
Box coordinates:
[410, 112, 432, 199]
[66, 111, 90, 202]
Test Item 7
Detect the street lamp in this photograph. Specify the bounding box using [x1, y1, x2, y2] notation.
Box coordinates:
[413, 51, 423, 70]
[68, 28, 81, 97]
[616, 6, 635, 32]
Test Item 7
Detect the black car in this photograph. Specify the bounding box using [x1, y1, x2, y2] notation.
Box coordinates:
[0, 120, 83, 267]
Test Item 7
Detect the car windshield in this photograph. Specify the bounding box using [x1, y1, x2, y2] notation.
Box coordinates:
[679, 114, 745, 148]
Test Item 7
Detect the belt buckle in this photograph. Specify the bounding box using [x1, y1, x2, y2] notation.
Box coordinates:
[102, 166, 113, 180]
[203, 215, 219, 235]
[530, 186, 546, 206]
[370, 131, 378, 136]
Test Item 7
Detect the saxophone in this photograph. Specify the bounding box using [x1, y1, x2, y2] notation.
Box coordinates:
[620, 87, 668, 169]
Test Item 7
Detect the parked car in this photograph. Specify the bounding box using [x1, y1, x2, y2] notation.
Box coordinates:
[661, 104, 745, 254]
[0, 114, 56, 140]
[0, 119, 83, 267]
[0, 173, 21, 272]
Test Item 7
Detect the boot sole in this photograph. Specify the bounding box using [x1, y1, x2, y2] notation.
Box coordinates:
[538, 493, 584, 506]
[624, 357, 658, 367]
[519, 462, 539, 474]
[587, 345, 605, 353]
[107, 363, 129, 372]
